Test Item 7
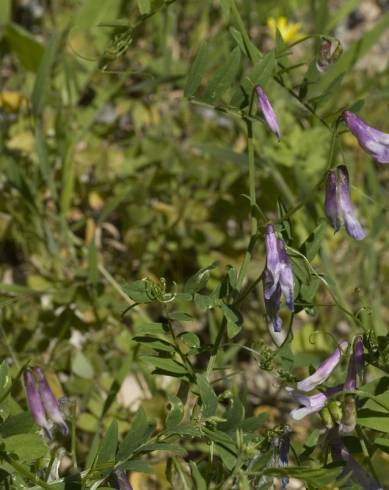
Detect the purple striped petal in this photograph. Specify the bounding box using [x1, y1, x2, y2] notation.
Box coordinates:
[35, 367, 69, 436]
[343, 111, 389, 164]
[23, 369, 52, 439]
[256, 86, 281, 139]
[337, 165, 366, 241]
[264, 224, 281, 299]
[277, 239, 294, 311]
[297, 341, 348, 392]
[325, 170, 340, 232]
[288, 385, 343, 420]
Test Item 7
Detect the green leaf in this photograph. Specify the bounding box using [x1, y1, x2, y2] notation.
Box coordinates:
[196, 374, 218, 418]
[218, 396, 244, 431]
[4, 433, 48, 462]
[203, 47, 241, 104]
[117, 460, 153, 473]
[221, 303, 242, 339]
[0, 412, 34, 437]
[117, 409, 154, 462]
[262, 466, 342, 486]
[167, 312, 193, 322]
[136, 0, 151, 15]
[133, 336, 175, 352]
[141, 356, 188, 376]
[184, 263, 216, 294]
[178, 332, 200, 351]
[72, 351, 94, 379]
[139, 442, 187, 455]
[121, 280, 154, 303]
[165, 395, 184, 429]
[190, 461, 207, 490]
[5, 23, 44, 71]
[300, 222, 326, 262]
[239, 413, 268, 432]
[184, 41, 210, 98]
[134, 322, 167, 336]
[93, 420, 118, 473]
[31, 33, 61, 117]
[0, 361, 11, 402]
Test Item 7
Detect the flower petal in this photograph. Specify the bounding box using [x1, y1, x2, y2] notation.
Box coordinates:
[325, 170, 340, 232]
[277, 239, 294, 311]
[35, 367, 69, 436]
[256, 86, 281, 139]
[264, 224, 281, 299]
[297, 341, 348, 392]
[23, 369, 52, 439]
[343, 111, 389, 164]
[337, 165, 366, 240]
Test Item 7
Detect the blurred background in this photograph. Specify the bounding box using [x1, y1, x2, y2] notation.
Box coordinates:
[0, 0, 388, 488]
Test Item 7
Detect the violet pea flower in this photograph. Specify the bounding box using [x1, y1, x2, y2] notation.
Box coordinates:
[297, 341, 348, 392]
[255, 86, 281, 139]
[263, 225, 294, 332]
[113, 470, 133, 490]
[343, 110, 389, 164]
[23, 369, 52, 439]
[288, 385, 343, 421]
[331, 438, 383, 490]
[35, 367, 69, 436]
[325, 165, 365, 240]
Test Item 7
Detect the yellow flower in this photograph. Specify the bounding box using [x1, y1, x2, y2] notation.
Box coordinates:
[0, 91, 25, 112]
[267, 16, 303, 44]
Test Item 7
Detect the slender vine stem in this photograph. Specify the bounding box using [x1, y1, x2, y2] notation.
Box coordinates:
[4, 455, 53, 490]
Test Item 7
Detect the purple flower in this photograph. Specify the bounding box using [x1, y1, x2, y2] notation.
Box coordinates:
[288, 385, 343, 421]
[331, 436, 383, 490]
[343, 111, 389, 164]
[297, 341, 348, 392]
[256, 86, 281, 139]
[263, 225, 294, 332]
[35, 367, 69, 436]
[23, 369, 52, 439]
[325, 165, 366, 240]
[113, 470, 133, 490]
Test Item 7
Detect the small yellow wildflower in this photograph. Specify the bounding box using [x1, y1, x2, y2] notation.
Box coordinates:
[267, 16, 303, 44]
[0, 91, 25, 112]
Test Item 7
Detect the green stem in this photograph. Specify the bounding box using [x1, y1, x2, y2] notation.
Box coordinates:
[206, 317, 227, 379]
[229, 0, 260, 63]
[70, 400, 78, 470]
[355, 426, 379, 482]
[4, 454, 53, 490]
[167, 317, 195, 380]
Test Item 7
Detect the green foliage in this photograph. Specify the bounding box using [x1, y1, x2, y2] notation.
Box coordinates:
[0, 0, 388, 488]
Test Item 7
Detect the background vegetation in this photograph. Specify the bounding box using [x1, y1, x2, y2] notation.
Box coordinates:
[0, 0, 388, 488]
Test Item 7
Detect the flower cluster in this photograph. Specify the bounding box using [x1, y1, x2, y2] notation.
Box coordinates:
[23, 367, 68, 439]
[324, 165, 365, 240]
[288, 337, 364, 426]
[263, 224, 294, 332]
